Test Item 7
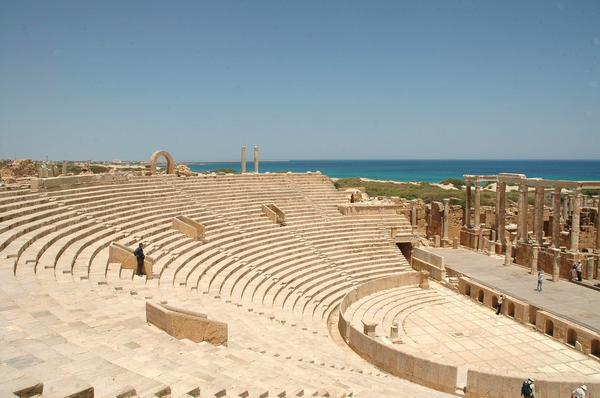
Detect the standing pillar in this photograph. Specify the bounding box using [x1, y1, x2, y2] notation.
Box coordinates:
[241, 146, 247, 174]
[562, 196, 569, 220]
[531, 245, 539, 274]
[552, 249, 561, 282]
[465, 182, 472, 228]
[253, 145, 259, 173]
[552, 188, 561, 248]
[533, 186, 545, 245]
[504, 240, 512, 266]
[570, 188, 581, 252]
[411, 200, 418, 227]
[518, 183, 529, 243]
[496, 181, 506, 245]
[442, 198, 450, 241]
[587, 257, 595, 281]
[62, 160, 68, 176]
[474, 179, 481, 228]
[596, 196, 600, 251]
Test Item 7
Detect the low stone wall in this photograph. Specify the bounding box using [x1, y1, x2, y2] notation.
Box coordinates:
[30, 173, 130, 191]
[535, 310, 600, 356]
[338, 273, 459, 394]
[411, 247, 446, 281]
[337, 203, 404, 216]
[261, 203, 286, 225]
[146, 302, 228, 346]
[466, 369, 600, 398]
[172, 215, 205, 240]
[458, 277, 530, 323]
[108, 243, 155, 278]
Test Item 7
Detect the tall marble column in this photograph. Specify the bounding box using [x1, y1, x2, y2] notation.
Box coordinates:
[465, 182, 472, 228]
[552, 187, 561, 248]
[442, 198, 450, 241]
[518, 183, 529, 243]
[597, 196, 600, 251]
[253, 145, 259, 173]
[570, 188, 581, 252]
[533, 186, 545, 245]
[496, 181, 506, 244]
[474, 178, 481, 228]
[241, 146, 247, 174]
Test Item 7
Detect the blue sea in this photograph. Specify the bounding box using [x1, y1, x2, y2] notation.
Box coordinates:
[186, 160, 600, 183]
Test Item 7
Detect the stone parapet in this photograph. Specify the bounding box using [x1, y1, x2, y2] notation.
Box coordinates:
[30, 173, 131, 192]
[108, 242, 155, 278]
[146, 302, 227, 346]
[172, 215, 205, 240]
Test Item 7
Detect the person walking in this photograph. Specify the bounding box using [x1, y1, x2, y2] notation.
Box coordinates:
[521, 378, 535, 398]
[536, 270, 544, 292]
[575, 260, 583, 281]
[496, 295, 504, 315]
[134, 243, 145, 276]
[571, 384, 588, 398]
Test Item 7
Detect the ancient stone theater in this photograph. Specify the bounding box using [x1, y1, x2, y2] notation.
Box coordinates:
[1, 149, 599, 398]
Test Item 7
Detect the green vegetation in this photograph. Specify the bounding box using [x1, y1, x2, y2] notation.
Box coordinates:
[583, 189, 600, 196]
[333, 177, 517, 207]
[208, 168, 238, 175]
[439, 178, 465, 189]
[90, 165, 109, 174]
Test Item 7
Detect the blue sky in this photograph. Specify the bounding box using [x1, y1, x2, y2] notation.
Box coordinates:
[0, 1, 599, 161]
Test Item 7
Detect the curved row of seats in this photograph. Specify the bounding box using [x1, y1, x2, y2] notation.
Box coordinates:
[1, 173, 413, 327]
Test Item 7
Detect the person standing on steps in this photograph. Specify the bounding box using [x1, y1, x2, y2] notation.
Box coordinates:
[134, 243, 145, 276]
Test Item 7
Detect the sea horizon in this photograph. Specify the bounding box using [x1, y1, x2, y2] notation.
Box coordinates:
[185, 159, 600, 183]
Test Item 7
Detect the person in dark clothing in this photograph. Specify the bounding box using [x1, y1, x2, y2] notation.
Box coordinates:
[134, 243, 145, 276]
[496, 295, 504, 315]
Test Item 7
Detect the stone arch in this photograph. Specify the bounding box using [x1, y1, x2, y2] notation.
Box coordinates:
[545, 319, 554, 336]
[507, 302, 515, 318]
[150, 150, 175, 175]
[477, 289, 484, 303]
[566, 329, 577, 347]
[592, 339, 600, 358]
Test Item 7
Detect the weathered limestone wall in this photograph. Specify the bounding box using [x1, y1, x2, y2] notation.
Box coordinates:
[411, 247, 446, 280]
[30, 173, 131, 191]
[146, 302, 227, 346]
[261, 203, 286, 225]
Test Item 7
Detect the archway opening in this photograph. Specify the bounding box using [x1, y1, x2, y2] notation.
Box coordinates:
[477, 290, 484, 303]
[464, 284, 471, 297]
[492, 296, 498, 308]
[507, 302, 515, 318]
[150, 150, 175, 175]
[592, 339, 600, 358]
[566, 329, 577, 347]
[545, 320, 554, 336]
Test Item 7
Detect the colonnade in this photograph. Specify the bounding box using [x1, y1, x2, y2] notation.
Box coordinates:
[463, 173, 600, 253]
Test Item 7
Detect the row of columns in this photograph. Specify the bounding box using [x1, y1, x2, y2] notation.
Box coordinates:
[240, 145, 260, 174]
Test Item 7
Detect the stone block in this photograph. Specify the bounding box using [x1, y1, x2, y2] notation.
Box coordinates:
[172, 215, 205, 240]
[108, 243, 155, 279]
[146, 302, 228, 346]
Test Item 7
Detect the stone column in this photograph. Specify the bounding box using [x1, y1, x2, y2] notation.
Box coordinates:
[411, 200, 418, 227]
[241, 146, 246, 174]
[533, 186, 544, 245]
[552, 249, 561, 282]
[496, 181, 506, 245]
[563, 195, 569, 220]
[552, 188, 561, 248]
[474, 179, 481, 228]
[253, 145, 259, 173]
[587, 257, 595, 281]
[518, 183, 529, 243]
[570, 188, 581, 252]
[465, 182, 472, 228]
[597, 197, 600, 251]
[62, 160, 68, 175]
[531, 245, 539, 274]
[504, 240, 512, 266]
[442, 198, 450, 241]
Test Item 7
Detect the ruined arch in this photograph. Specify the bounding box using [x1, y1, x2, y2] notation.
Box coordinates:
[150, 150, 175, 175]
